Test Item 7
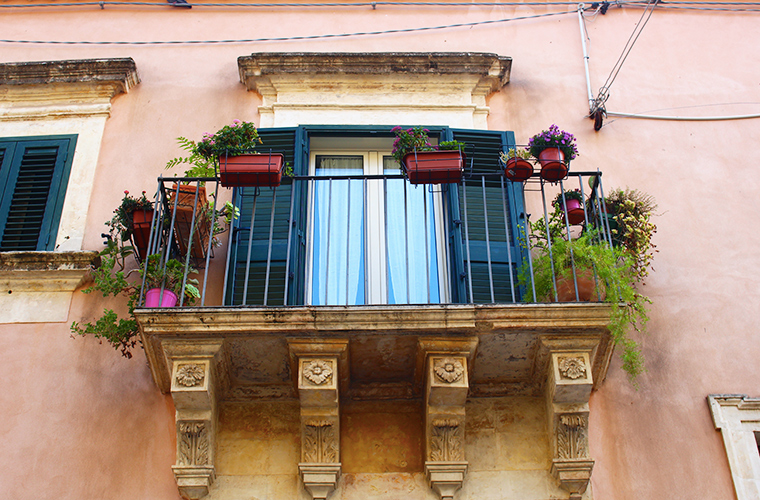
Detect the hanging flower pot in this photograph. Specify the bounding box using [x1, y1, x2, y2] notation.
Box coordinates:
[219, 153, 285, 187]
[402, 150, 464, 185]
[559, 198, 585, 225]
[538, 148, 568, 182]
[528, 125, 578, 182]
[130, 209, 154, 261]
[144, 288, 179, 307]
[503, 157, 534, 182]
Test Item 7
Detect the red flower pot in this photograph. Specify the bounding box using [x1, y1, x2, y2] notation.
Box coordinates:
[144, 288, 178, 307]
[559, 198, 585, 225]
[403, 150, 464, 184]
[503, 158, 534, 182]
[219, 153, 285, 187]
[130, 209, 153, 261]
[538, 148, 568, 182]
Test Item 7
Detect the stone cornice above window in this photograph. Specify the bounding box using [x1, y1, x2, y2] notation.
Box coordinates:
[0, 251, 99, 292]
[0, 58, 139, 119]
[237, 52, 512, 128]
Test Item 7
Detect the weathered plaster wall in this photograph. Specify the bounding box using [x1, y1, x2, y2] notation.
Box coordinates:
[0, 2, 758, 499]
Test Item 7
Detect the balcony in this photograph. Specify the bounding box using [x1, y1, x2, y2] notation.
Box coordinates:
[133, 169, 615, 500]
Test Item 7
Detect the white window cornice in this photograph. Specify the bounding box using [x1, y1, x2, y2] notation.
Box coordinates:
[237, 52, 511, 129]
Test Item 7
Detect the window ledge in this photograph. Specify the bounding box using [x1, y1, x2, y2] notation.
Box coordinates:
[0, 251, 99, 293]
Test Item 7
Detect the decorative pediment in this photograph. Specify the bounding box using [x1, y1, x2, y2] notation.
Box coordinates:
[237, 52, 511, 128]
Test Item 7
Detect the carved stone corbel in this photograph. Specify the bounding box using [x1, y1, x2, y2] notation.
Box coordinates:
[165, 341, 223, 500]
[542, 338, 596, 500]
[288, 340, 348, 500]
[418, 338, 477, 500]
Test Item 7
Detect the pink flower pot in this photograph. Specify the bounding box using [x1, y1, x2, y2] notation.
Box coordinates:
[145, 288, 179, 307]
[559, 198, 585, 225]
[538, 148, 568, 182]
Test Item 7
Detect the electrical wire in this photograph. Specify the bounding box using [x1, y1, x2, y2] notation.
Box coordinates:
[0, 10, 573, 45]
[589, 0, 656, 116]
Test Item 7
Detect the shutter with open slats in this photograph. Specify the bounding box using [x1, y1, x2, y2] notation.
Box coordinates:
[0, 137, 75, 251]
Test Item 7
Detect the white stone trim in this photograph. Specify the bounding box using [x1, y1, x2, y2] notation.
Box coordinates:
[709, 394, 760, 500]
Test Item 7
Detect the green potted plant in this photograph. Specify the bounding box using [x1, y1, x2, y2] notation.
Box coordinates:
[519, 207, 649, 381]
[603, 188, 657, 283]
[528, 124, 579, 182]
[196, 119, 283, 187]
[113, 190, 154, 261]
[391, 126, 465, 184]
[71, 205, 200, 358]
[500, 147, 534, 182]
[552, 189, 586, 225]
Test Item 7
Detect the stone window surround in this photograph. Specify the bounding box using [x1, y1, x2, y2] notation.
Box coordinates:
[709, 394, 760, 500]
[0, 58, 139, 322]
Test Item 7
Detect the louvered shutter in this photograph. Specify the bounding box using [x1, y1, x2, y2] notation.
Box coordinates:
[0, 137, 76, 251]
[447, 129, 526, 303]
[226, 128, 308, 305]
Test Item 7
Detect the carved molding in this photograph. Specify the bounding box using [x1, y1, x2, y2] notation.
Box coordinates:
[425, 462, 469, 500]
[176, 364, 206, 388]
[433, 358, 465, 384]
[303, 420, 339, 463]
[299, 463, 342, 500]
[556, 414, 588, 460]
[178, 421, 211, 466]
[558, 356, 587, 380]
[430, 419, 464, 462]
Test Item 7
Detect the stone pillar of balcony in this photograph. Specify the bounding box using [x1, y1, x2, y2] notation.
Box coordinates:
[418, 338, 478, 500]
[542, 337, 596, 500]
[288, 339, 348, 500]
[164, 340, 224, 500]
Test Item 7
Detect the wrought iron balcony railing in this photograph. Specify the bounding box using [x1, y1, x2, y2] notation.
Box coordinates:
[136, 170, 615, 308]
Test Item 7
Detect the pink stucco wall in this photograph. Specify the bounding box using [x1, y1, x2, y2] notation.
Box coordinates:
[1, 2, 758, 498]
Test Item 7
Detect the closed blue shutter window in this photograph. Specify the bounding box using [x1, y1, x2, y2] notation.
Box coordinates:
[0, 136, 76, 251]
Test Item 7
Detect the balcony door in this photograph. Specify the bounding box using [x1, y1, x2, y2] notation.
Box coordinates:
[307, 147, 447, 305]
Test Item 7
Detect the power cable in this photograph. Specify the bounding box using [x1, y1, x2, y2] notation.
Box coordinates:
[0, 10, 572, 45]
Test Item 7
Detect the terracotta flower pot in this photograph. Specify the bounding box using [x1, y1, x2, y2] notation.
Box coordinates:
[130, 209, 153, 261]
[144, 288, 178, 307]
[168, 183, 210, 260]
[403, 150, 464, 184]
[219, 153, 285, 187]
[538, 148, 568, 182]
[559, 198, 585, 225]
[503, 158, 534, 182]
[552, 270, 605, 302]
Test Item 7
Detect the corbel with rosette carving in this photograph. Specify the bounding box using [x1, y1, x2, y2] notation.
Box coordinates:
[165, 340, 223, 500]
[542, 337, 596, 500]
[418, 338, 477, 500]
[288, 339, 348, 500]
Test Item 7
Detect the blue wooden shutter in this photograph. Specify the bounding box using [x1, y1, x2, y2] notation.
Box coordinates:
[446, 129, 526, 303]
[225, 127, 308, 305]
[0, 136, 76, 251]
